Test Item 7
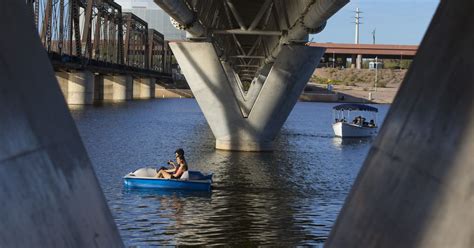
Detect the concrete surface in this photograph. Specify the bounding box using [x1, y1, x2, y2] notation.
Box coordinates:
[170, 42, 324, 151]
[68, 71, 94, 104]
[0, 1, 123, 247]
[326, 1, 474, 247]
[104, 75, 133, 101]
[55, 71, 94, 104]
[133, 78, 153, 99]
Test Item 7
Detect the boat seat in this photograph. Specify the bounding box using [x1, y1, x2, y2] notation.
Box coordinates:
[179, 171, 189, 180]
[132, 167, 158, 177]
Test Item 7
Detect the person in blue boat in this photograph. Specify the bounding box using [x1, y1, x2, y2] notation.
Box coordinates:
[156, 148, 189, 180]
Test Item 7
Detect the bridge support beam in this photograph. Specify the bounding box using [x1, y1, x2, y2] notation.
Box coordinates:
[170, 41, 324, 151]
[103, 75, 132, 101]
[0, 1, 122, 246]
[55, 71, 94, 105]
[356, 54, 362, 69]
[133, 78, 154, 99]
[327, 1, 474, 247]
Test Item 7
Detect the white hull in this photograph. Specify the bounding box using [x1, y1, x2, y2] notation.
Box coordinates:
[332, 122, 377, 137]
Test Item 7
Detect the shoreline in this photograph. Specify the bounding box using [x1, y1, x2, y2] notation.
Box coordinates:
[153, 84, 398, 104]
[301, 83, 399, 104]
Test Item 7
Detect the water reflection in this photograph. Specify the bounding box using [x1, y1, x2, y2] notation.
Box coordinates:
[331, 137, 375, 150]
[71, 99, 390, 246]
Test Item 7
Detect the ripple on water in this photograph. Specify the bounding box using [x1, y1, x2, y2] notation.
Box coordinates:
[71, 100, 390, 246]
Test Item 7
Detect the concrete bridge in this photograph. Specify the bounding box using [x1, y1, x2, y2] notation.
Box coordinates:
[308, 42, 418, 68]
[1, 0, 473, 247]
[28, 0, 174, 104]
[155, 0, 349, 151]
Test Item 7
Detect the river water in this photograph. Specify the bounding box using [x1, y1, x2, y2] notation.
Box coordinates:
[70, 99, 390, 246]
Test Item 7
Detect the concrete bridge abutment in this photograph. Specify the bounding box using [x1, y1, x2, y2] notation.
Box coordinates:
[1, 1, 123, 246]
[170, 41, 325, 151]
[326, 1, 474, 247]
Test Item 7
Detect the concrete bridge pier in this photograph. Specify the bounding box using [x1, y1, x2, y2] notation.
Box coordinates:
[55, 71, 94, 104]
[103, 75, 133, 101]
[356, 54, 362, 69]
[133, 78, 155, 99]
[170, 41, 324, 151]
[0, 1, 123, 246]
[326, 1, 474, 247]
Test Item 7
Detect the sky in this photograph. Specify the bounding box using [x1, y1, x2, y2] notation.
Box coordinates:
[312, 0, 440, 45]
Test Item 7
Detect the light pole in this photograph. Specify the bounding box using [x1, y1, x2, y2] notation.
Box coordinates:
[333, 52, 335, 68]
[372, 28, 376, 44]
[354, 8, 363, 69]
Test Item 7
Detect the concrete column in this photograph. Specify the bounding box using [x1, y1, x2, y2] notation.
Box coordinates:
[54, 71, 94, 105]
[327, 1, 474, 247]
[55, 71, 69, 101]
[139, 78, 152, 99]
[356, 54, 362, 69]
[133, 77, 141, 99]
[68, 71, 94, 104]
[170, 41, 324, 151]
[133, 78, 153, 99]
[0, 1, 122, 246]
[103, 75, 132, 101]
[222, 61, 249, 117]
[245, 64, 272, 113]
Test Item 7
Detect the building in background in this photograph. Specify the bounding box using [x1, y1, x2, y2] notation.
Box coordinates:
[116, 0, 187, 86]
[116, 0, 186, 40]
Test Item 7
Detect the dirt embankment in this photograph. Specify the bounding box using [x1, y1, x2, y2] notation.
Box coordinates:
[303, 68, 408, 104]
[313, 68, 406, 87]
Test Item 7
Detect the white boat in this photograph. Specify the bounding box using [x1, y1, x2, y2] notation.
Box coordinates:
[332, 122, 378, 137]
[332, 104, 378, 138]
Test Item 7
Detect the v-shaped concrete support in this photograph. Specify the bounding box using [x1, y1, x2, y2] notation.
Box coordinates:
[170, 42, 324, 151]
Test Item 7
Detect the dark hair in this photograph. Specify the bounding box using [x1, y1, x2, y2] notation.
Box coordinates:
[175, 148, 185, 159]
[175, 148, 184, 156]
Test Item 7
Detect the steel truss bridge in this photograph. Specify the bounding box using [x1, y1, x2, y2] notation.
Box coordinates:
[27, 0, 173, 79]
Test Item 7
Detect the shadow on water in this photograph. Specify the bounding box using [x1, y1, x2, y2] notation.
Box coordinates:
[71, 100, 391, 246]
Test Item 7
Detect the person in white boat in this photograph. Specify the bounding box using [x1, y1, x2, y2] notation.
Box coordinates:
[353, 116, 362, 125]
[368, 119, 376, 127]
[156, 148, 189, 179]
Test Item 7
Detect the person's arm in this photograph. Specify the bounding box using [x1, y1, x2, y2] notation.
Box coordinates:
[164, 161, 177, 173]
[174, 164, 184, 178]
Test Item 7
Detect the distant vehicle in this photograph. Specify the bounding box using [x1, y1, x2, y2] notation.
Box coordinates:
[332, 103, 378, 138]
[124, 167, 213, 191]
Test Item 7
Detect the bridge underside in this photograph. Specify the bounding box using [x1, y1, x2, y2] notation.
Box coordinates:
[156, 0, 348, 79]
[156, 0, 348, 150]
[171, 41, 324, 151]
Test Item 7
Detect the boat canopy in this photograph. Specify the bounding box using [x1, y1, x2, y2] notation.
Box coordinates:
[333, 104, 378, 112]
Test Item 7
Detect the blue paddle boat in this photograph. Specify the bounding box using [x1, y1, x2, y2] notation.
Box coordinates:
[123, 167, 213, 191]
